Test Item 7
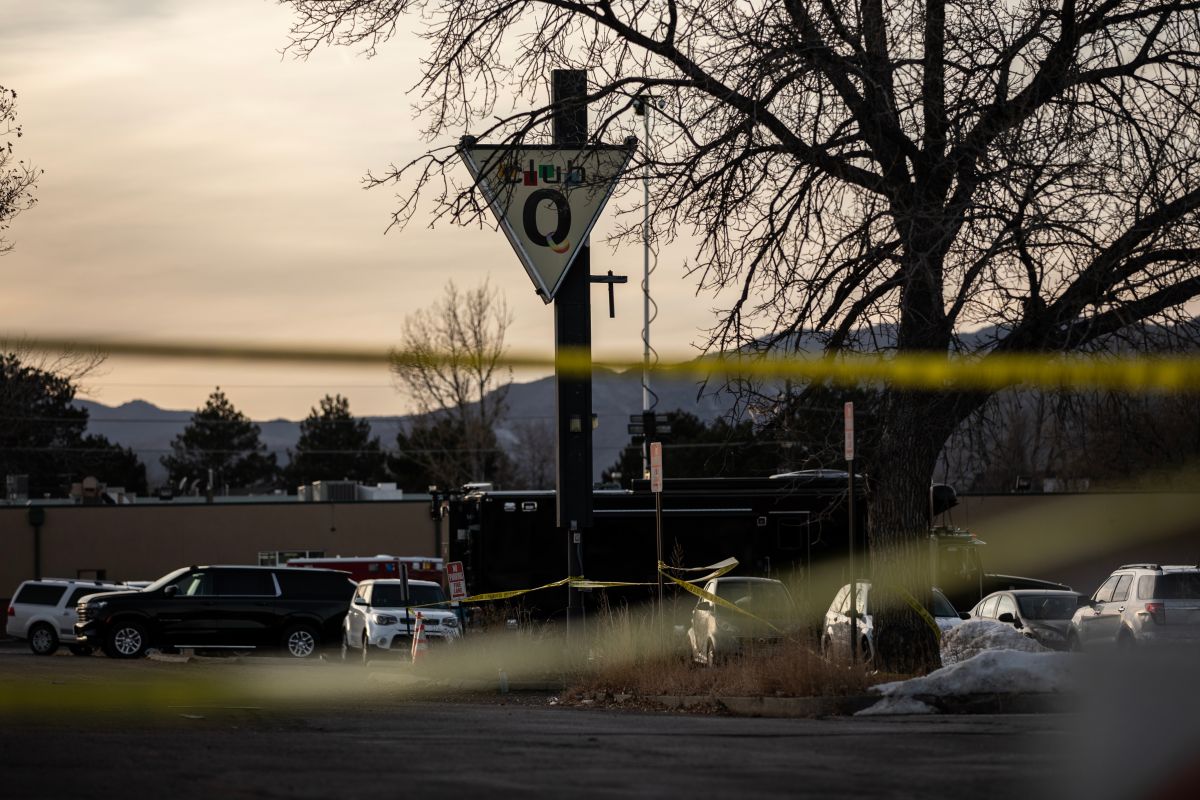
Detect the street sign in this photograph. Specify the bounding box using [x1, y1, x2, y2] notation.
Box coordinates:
[844, 402, 855, 462]
[649, 441, 663, 493]
[446, 560, 467, 601]
[459, 142, 635, 302]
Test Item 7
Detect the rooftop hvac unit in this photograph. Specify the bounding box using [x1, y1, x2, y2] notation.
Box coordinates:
[312, 480, 358, 502]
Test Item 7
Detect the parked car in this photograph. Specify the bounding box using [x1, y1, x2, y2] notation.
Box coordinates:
[7, 578, 131, 655]
[74, 565, 355, 659]
[688, 576, 797, 665]
[342, 578, 461, 662]
[968, 589, 1083, 651]
[822, 582, 964, 662]
[1068, 564, 1200, 651]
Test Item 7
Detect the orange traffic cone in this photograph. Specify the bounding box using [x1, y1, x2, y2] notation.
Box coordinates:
[410, 611, 428, 663]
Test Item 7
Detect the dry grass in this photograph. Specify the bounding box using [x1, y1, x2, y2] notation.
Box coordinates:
[564, 602, 907, 700]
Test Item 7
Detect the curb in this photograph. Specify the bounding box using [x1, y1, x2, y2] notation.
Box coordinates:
[651, 694, 877, 717]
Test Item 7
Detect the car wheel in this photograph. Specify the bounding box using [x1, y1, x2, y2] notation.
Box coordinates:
[105, 621, 148, 659]
[282, 624, 319, 659]
[340, 631, 350, 662]
[860, 636, 874, 664]
[705, 641, 717, 667]
[29, 623, 59, 656]
[820, 635, 833, 658]
[1116, 629, 1137, 651]
[67, 644, 94, 657]
[1067, 632, 1083, 653]
[361, 634, 371, 666]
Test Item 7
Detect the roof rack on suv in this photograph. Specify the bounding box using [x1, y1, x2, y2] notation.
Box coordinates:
[1116, 564, 1161, 571]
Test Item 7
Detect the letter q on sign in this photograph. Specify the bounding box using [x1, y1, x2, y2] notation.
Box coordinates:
[523, 188, 572, 249]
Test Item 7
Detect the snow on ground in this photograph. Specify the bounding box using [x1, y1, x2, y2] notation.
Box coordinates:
[857, 619, 1076, 716]
[940, 618, 1049, 666]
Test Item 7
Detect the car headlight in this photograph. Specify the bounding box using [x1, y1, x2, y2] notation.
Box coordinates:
[373, 614, 398, 626]
[442, 616, 458, 628]
[88, 601, 108, 611]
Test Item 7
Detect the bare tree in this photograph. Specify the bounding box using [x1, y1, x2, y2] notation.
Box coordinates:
[509, 418, 556, 489]
[390, 279, 512, 486]
[1, 85, 40, 256]
[282, 1, 1200, 671]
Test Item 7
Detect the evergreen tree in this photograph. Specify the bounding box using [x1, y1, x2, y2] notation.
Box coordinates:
[161, 388, 278, 492]
[0, 352, 146, 496]
[389, 415, 512, 491]
[603, 411, 787, 488]
[284, 394, 386, 488]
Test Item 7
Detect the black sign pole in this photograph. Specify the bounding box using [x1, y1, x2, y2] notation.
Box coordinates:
[552, 70, 594, 641]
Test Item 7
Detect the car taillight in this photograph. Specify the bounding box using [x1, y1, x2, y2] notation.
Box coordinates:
[1145, 602, 1166, 625]
[6, 605, 13, 617]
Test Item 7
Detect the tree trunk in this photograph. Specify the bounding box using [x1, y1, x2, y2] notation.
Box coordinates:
[867, 390, 956, 674]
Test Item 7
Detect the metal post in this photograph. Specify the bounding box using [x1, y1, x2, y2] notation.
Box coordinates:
[848, 464, 857, 663]
[552, 69, 593, 632]
[640, 100, 652, 478]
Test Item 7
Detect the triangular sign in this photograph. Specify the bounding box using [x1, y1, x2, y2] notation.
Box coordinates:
[460, 142, 635, 303]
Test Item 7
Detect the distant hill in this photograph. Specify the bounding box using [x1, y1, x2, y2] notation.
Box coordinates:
[78, 368, 733, 488]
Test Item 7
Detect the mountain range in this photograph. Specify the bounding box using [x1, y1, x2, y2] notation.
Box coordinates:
[78, 368, 735, 487]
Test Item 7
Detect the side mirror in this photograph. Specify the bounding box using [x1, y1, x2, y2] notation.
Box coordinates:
[997, 612, 1020, 628]
[163, 585, 178, 598]
[959, 612, 971, 621]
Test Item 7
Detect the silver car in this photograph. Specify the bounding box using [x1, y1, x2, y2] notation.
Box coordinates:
[1068, 564, 1200, 650]
[822, 582, 964, 662]
[968, 589, 1083, 651]
[687, 577, 796, 665]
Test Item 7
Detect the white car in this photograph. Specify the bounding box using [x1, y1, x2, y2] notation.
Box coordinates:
[822, 581, 964, 662]
[342, 578, 461, 662]
[6, 578, 131, 655]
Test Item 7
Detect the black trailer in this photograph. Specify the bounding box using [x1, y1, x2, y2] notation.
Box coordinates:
[434, 471, 878, 618]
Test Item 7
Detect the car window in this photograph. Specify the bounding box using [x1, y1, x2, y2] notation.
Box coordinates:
[179, 572, 214, 597]
[1143, 573, 1200, 600]
[13, 584, 67, 606]
[214, 571, 276, 596]
[831, 586, 848, 614]
[1137, 576, 1155, 599]
[1111, 575, 1133, 603]
[980, 596, 999, 618]
[931, 590, 957, 619]
[996, 595, 1018, 618]
[67, 587, 109, 605]
[1093, 576, 1120, 603]
[1017, 595, 1079, 620]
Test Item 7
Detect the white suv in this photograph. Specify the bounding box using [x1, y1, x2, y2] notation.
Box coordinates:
[1068, 564, 1200, 650]
[6, 578, 131, 655]
[342, 578, 461, 662]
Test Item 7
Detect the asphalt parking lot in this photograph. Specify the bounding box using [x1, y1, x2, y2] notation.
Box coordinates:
[2, 640, 1197, 800]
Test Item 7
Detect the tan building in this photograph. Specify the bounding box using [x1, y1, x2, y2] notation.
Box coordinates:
[1, 498, 442, 600]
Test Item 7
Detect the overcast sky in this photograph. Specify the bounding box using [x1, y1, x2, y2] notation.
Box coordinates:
[0, 0, 718, 420]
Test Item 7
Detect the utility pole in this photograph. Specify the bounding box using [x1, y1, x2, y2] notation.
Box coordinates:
[634, 96, 655, 478]
[552, 69, 593, 633]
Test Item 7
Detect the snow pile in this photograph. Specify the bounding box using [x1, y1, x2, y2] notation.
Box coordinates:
[940, 618, 1049, 666]
[857, 650, 1079, 716]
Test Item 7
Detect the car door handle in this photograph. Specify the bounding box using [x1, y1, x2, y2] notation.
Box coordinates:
[1118, 606, 1125, 612]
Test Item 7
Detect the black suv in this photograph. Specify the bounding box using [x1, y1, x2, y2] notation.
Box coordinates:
[74, 565, 355, 659]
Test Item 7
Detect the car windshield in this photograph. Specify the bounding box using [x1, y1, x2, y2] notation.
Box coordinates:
[410, 584, 449, 608]
[370, 584, 410, 608]
[1017, 595, 1078, 620]
[932, 591, 958, 619]
[143, 567, 190, 593]
[716, 581, 792, 618]
[371, 584, 449, 608]
[1148, 573, 1200, 600]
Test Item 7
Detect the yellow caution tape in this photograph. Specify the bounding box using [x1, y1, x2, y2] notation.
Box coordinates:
[572, 557, 741, 590]
[658, 563, 787, 636]
[450, 576, 575, 604]
[9, 334, 1200, 392]
[896, 587, 943, 641]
